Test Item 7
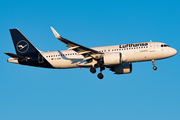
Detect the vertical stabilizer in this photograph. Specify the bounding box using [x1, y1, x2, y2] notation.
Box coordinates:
[9, 29, 39, 56]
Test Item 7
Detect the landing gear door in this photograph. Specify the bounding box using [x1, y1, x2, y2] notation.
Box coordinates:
[38, 53, 44, 63]
[149, 42, 155, 52]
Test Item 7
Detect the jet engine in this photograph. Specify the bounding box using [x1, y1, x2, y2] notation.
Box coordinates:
[110, 63, 132, 74]
[103, 53, 127, 65]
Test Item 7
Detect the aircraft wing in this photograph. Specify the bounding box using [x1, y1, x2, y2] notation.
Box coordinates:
[50, 27, 103, 60]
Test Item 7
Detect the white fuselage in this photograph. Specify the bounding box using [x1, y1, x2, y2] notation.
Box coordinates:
[40, 42, 177, 68]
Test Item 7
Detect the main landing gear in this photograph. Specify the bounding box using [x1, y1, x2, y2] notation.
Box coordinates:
[90, 67, 96, 73]
[90, 67, 105, 79]
[152, 59, 157, 70]
[97, 67, 105, 79]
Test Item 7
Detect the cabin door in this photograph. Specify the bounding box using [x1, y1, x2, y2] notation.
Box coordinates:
[38, 53, 44, 63]
[149, 42, 155, 52]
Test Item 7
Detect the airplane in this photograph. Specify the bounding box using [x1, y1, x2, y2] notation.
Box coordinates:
[5, 27, 177, 79]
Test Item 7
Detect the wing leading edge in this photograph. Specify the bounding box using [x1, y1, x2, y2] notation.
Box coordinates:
[50, 27, 103, 60]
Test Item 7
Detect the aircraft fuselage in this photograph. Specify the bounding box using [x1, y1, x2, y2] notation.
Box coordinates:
[8, 42, 177, 68]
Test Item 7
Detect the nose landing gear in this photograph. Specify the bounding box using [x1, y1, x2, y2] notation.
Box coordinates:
[152, 60, 157, 70]
[153, 66, 157, 70]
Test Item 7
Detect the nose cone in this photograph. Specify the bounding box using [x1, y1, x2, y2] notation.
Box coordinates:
[161, 47, 177, 59]
[170, 48, 177, 56]
[172, 48, 177, 56]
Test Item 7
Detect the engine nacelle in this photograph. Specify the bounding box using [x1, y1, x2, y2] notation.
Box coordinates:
[103, 53, 127, 66]
[103, 53, 121, 65]
[110, 63, 132, 74]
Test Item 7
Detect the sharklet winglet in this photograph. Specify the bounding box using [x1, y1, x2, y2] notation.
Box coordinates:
[50, 27, 61, 39]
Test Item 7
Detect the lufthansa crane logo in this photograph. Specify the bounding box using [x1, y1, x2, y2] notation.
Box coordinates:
[16, 40, 29, 53]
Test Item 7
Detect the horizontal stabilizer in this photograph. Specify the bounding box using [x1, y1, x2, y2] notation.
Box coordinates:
[4, 52, 29, 60]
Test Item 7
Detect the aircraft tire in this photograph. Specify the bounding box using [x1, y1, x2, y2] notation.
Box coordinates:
[90, 68, 96, 73]
[97, 73, 103, 79]
[153, 66, 157, 70]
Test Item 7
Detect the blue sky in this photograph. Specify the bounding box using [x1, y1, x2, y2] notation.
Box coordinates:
[1, 0, 180, 120]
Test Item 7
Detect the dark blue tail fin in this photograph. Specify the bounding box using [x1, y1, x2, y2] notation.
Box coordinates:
[10, 29, 39, 56]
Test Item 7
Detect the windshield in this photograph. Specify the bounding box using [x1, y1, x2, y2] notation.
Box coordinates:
[161, 44, 170, 47]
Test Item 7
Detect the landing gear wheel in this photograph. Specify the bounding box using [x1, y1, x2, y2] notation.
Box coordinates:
[152, 60, 157, 70]
[153, 66, 157, 70]
[97, 73, 104, 79]
[90, 68, 96, 74]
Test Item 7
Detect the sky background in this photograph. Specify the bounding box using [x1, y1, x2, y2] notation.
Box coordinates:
[0, 0, 180, 120]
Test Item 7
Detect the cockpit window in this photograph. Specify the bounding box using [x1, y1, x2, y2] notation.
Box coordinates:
[161, 44, 170, 47]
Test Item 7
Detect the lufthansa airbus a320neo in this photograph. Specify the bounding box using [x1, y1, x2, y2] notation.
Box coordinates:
[5, 27, 177, 79]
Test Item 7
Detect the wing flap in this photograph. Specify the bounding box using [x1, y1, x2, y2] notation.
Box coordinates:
[83, 56, 93, 60]
[78, 51, 91, 55]
[68, 46, 79, 50]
